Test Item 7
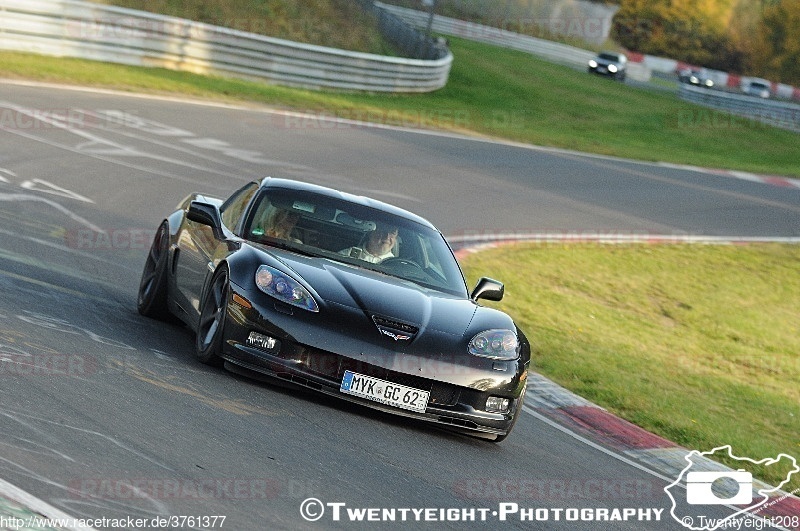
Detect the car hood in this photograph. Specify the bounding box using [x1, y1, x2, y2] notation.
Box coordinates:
[239, 245, 523, 388]
[269, 248, 478, 338]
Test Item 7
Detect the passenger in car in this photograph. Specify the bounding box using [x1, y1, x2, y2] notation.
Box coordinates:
[264, 208, 301, 242]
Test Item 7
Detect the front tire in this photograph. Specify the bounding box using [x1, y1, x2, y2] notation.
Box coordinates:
[195, 265, 228, 366]
[137, 221, 171, 320]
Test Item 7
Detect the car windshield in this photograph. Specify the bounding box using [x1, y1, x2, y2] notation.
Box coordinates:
[598, 53, 621, 62]
[243, 188, 468, 297]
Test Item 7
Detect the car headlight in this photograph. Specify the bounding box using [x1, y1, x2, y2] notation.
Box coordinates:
[255, 265, 318, 312]
[468, 329, 519, 360]
[588, 60, 597, 68]
[608, 64, 618, 73]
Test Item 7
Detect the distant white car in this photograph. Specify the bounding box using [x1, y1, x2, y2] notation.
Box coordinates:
[743, 80, 771, 99]
[679, 68, 714, 88]
[588, 51, 627, 81]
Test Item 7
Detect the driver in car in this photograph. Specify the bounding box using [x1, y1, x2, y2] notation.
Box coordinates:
[340, 223, 398, 263]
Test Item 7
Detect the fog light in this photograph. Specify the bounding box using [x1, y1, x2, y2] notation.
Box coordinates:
[247, 331, 278, 352]
[486, 396, 510, 413]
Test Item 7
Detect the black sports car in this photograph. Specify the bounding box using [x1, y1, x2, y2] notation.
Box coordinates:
[137, 178, 530, 441]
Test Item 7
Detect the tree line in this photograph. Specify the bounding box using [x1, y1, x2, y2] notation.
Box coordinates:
[383, 0, 798, 85]
[610, 0, 800, 85]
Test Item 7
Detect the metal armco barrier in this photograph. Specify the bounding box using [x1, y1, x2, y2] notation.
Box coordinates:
[378, 3, 663, 81]
[382, 2, 800, 128]
[679, 84, 800, 133]
[376, 1, 595, 69]
[0, 0, 453, 92]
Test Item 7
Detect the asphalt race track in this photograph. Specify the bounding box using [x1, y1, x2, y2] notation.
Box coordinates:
[0, 81, 799, 530]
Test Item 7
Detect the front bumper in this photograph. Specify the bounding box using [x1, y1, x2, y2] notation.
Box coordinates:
[589, 65, 621, 77]
[222, 289, 528, 437]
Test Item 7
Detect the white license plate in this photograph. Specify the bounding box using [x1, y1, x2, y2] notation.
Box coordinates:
[340, 371, 429, 413]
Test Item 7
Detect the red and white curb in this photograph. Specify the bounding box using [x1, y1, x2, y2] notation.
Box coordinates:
[657, 162, 800, 190]
[525, 372, 800, 528]
[455, 237, 800, 529]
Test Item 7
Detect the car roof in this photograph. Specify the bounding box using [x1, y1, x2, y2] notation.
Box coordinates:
[257, 177, 436, 230]
[598, 51, 625, 60]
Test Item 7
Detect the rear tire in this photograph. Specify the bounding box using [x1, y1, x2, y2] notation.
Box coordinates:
[137, 221, 172, 320]
[195, 266, 228, 366]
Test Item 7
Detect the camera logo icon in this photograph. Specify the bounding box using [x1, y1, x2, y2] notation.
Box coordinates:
[686, 470, 753, 505]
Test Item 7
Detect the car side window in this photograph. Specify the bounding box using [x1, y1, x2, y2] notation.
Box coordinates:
[220, 183, 259, 234]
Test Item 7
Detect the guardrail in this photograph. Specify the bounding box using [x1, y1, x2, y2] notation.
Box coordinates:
[679, 84, 800, 133]
[630, 52, 800, 101]
[358, 0, 448, 61]
[0, 0, 453, 93]
[377, 1, 594, 69]
[376, 2, 657, 82]
[382, 2, 800, 123]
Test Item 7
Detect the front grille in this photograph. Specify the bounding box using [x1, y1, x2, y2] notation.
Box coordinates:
[340, 359, 428, 390]
[372, 315, 419, 335]
[437, 416, 479, 429]
[430, 382, 460, 406]
[297, 345, 460, 406]
[304, 350, 339, 378]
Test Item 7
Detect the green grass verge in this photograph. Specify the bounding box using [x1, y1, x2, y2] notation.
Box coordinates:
[2, 36, 799, 176]
[460, 243, 800, 487]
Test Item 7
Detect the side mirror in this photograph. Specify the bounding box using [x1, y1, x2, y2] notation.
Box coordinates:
[187, 201, 223, 237]
[471, 277, 504, 302]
